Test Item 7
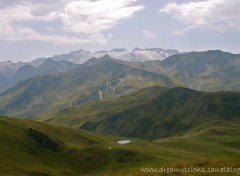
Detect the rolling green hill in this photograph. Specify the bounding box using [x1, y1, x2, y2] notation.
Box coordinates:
[34, 86, 169, 128]
[1, 115, 240, 175]
[0, 115, 152, 175]
[35, 86, 240, 140]
[0, 56, 181, 118]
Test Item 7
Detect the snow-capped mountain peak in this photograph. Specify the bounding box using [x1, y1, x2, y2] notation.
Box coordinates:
[28, 47, 180, 65]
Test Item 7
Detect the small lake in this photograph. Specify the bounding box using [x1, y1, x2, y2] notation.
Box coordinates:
[117, 140, 131, 144]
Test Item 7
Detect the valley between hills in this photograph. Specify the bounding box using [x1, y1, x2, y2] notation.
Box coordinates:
[0, 49, 239, 175]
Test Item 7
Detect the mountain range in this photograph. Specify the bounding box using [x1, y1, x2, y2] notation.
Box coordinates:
[0, 47, 178, 77]
[143, 50, 240, 91]
[0, 56, 181, 117]
[0, 50, 240, 118]
[0, 48, 240, 175]
[0, 59, 80, 93]
[30, 47, 180, 66]
[0, 47, 179, 93]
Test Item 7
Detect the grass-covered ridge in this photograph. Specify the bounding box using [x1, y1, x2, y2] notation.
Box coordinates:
[35, 86, 240, 140]
[1, 116, 240, 175]
[0, 116, 153, 175]
[34, 86, 168, 128]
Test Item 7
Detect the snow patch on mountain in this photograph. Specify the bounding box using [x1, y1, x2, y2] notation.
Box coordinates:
[29, 48, 179, 65]
[0, 47, 179, 78]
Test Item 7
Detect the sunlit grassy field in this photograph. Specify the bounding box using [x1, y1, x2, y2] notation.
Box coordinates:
[0, 115, 239, 175]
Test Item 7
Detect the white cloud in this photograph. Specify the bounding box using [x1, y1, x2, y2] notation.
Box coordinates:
[142, 30, 158, 38]
[160, 0, 240, 34]
[107, 34, 113, 39]
[60, 0, 144, 33]
[0, 0, 143, 44]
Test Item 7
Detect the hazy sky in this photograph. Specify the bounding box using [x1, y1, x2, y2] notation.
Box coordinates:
[0, 0, 240, 62]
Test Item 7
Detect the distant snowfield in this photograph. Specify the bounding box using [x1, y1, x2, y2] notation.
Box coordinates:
[117, 140, 131, 144]
[34, 48, 179, 65]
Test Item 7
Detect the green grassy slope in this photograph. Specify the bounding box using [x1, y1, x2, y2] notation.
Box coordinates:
[35, 86, 240, 140]
[0, 116, 153, 175]
[0, 116, 240, 175]
[82, 87, 240, 140]
[0, 57, 181, 118]
[121, 119, 240, 175]
[34, 86, 169, 128]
